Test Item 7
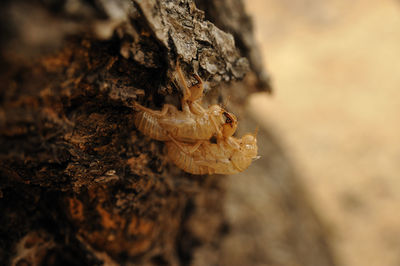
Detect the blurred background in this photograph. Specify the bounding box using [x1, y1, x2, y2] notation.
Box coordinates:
[244, 0, 400, 265]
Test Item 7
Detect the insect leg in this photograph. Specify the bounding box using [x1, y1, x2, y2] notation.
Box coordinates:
[187, 74, 205, 115]
[210, 116, 223, 138]
[189, 74, 204, 102]
[193, 73, 202, 85]
[193, 160, 224, 174]
[168, 135, 203, 155]
[224, 136, 241, 150]
[176, 61, 192, 103]
[186, 141, 203, 154]
[189, 101, 206, 115]
[230, 160, 244, 172]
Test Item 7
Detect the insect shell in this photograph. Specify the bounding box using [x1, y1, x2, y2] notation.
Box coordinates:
[165, 133, 258, 175]
[133, 61, 238, 142]
[133, 103, 238, 142]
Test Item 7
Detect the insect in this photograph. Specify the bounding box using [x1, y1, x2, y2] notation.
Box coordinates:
[165, 133, 258, 175]
[133, 60, 258, 175]
[133, 61, 237, 142]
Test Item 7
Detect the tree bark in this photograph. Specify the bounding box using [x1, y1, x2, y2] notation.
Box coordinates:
[0, 0, 336, 265]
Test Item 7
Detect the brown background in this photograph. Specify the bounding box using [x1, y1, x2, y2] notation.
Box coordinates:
[246, 0, 400, 265]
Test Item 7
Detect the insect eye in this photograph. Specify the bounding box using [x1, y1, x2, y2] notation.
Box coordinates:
[223, 112, 232, 124]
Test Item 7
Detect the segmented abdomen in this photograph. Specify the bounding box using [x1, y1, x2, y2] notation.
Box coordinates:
[165, 142, 212, 175]
[134, 111, 169, 141]
[176, 120, 213, 141]
[165, 141, 244, 175]
[134, 110, 215, 142]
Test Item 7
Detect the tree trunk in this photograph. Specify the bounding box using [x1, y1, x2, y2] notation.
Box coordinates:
[0, 0, 336, 265]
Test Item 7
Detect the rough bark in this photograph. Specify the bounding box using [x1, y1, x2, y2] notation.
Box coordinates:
[0, 0, 335, 265]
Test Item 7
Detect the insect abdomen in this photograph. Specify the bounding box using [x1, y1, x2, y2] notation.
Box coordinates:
[134, 112, 169, 141]
[180, 119, 212, 141]
[166, 142, 211, 175]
